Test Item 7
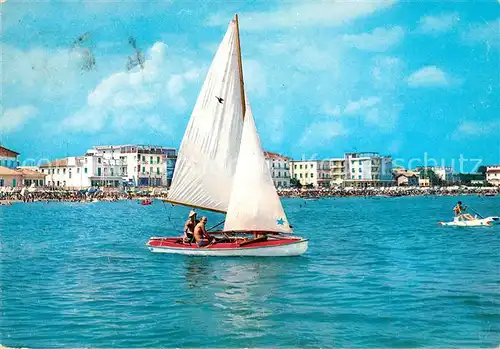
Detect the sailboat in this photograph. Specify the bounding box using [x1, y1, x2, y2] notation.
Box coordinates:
[146, 15, 308, 257]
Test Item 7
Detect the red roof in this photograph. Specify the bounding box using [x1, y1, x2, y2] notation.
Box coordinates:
[264, 151, 290, 160]
[39, 158, 69, 168]
[0, 145, 19, 157]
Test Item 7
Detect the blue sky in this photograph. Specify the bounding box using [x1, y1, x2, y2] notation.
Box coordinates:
[1, 0, 499, 172]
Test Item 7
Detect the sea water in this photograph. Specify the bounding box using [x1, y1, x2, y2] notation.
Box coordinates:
[1, 196, 499, 348]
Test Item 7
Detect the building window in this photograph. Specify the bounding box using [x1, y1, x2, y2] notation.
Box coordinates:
[84, 168, 88, 174]
[110, 168, 114, 176]
[142, 156, 145, 162]
[150, 156, 153, 164]
[98, 158, 102, 164]
[157, 168, 160, 175]
[41, 169, 44, 173]
[359, 168, 362, 172]
[352, 168, 355, 173]
[300, 174, 303, 178]
[63, 169, 66, 174]
[294, 165, 297, 169]
[358, 175, 362, 179]
[300, 165, 302, 169]
[157, 156, 160, 164]
[69, 171, 72, 179]
[0, 179, 4, 186]
[311, 173, 314, 178]
[295, 174, 297, 178]
[142, 166, 145, 173]
[77, 168, 80, 174]
[57, 169, 60, 174]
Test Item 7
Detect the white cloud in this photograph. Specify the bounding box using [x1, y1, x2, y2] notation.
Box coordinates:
[371, 56, 404, 90]
[322, 104, 342, 117]
[299, 121, 346, 147]
[321, 96, 402, 132]
[0, 106, 38, 133]
[451, 120, 500, 139]
[407, 66, 457, 88]
[343, 26, 404, 52]
[207, 0, 398, 30]
[416, 12, 460, 34]
[1, 44, 95, 97]
[462, 18, 500, 48]
[61, 42, 202, 134]
[344, 97, 381, 115]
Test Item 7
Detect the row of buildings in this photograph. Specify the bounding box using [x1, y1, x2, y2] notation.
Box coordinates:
[265, 152, 500, 188]
[265, 151, 395, 188]
[1, 144, 499, 189]
[0, 145, 176, 189]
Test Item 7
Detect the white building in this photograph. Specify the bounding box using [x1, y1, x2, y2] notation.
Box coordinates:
[344, 152, 393, 187]
[429, 166, 454, 182]
[0, 145, 19, 169]
[264, 151, 291, 188]
[86, 145, 176, 187]
[38, 145, 177, 189]
[40, 157, 89, 188]
[486, 165, 500, 186]
[329, 158, 345, 186]
[291, 160, 331, 188]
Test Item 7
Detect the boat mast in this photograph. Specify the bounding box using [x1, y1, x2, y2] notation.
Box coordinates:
[234, 14, 246, 119]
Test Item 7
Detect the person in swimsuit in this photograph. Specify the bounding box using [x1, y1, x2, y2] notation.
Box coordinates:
[453, 201, 474, 221]
[183, 210, 199, 243]
[194, 216, 212, 247]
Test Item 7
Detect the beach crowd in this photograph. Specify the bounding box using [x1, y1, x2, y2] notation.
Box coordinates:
[0, 185, 498, 205]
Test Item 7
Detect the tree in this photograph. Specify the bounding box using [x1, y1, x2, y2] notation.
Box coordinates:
[290, 178, 302, 188]
[477, 165, 487, 175]
[419, 168, 442, 186]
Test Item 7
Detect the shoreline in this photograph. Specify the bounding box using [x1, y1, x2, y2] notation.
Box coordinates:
[0, 191, 497, 205]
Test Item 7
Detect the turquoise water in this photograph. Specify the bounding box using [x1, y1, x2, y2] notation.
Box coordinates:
[1, 196, 499, 348]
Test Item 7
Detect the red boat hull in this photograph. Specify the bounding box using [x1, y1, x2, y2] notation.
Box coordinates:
[146, 233, 308, 257]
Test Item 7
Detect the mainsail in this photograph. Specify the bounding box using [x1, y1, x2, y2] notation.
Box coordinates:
[166, 19, 245, 213]
[224, 103, 292, 233]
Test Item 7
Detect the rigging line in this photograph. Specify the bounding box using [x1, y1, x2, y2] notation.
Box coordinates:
[207, 220, 225, 232]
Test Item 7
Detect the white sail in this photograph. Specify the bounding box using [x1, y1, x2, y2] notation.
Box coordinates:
[224, 103, 292, 233]
[167, 19, 244, 213]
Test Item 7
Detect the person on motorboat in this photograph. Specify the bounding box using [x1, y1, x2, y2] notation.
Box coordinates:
[193, 216, 214, 247]
[453, 201, 474, 221]
[183, 210, 199, 243]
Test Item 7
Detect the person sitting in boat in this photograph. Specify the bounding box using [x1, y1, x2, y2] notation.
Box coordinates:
[183, 210, 199, 243]
[453, 201, 474, 220]
[193, 216, 214, 247]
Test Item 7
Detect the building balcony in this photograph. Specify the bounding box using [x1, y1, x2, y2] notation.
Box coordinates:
[138, 173, 164, 178]
[138, 160, 165, 165]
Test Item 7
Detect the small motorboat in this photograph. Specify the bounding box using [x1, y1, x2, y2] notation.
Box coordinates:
[140, 199, 152, 206]
[146, 233, 308, 257]
[439, 216, 500, 227]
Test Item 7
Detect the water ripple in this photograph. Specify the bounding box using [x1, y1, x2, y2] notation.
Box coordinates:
[1, 196, 499, 348]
